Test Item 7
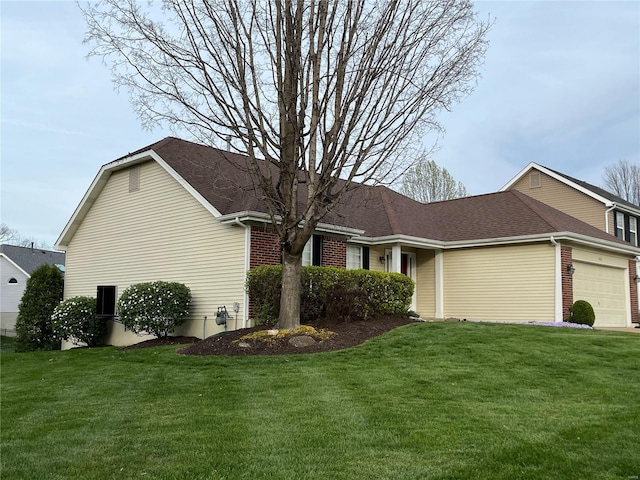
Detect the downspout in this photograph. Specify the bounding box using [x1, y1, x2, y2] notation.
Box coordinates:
[550, 236, 562, 323]
[604, 204, 616, 234]
[234, 217, 250, 329]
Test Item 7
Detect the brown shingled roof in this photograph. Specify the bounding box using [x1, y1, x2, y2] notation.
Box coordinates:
[124, 137, 636, 248]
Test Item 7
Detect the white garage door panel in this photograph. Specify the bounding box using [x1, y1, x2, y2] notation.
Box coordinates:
[573, 261, 627, 327]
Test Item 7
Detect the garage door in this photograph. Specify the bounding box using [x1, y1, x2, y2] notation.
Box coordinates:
[573, 261, 628, 327]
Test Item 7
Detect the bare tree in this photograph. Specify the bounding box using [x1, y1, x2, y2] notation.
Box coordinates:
[603, 160, 640, 206]
[81, 0, 491, 329]
[400, 157, 468, 203]
[0, 223, 50, 249]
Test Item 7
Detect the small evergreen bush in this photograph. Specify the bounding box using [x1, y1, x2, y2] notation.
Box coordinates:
[15, 264, 64, 352]
[570, 300, 596, 327]
[51, 296, 108, 347]
[117, 281, 192, 337]
[246, 265, 414, 325]
[246, 265, 283, 325]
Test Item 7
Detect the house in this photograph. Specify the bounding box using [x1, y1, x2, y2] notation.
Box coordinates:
[55, 138, 640, 348]
[0, 244, 66, 335]
[502, 162, 640, 319]
[502, 162, 640, 247]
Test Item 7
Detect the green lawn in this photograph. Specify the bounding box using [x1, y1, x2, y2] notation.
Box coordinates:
[1, 322, 639, 480]
[0, 335, 16, 353]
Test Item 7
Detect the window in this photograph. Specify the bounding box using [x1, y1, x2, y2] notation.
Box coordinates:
[346, 245, 362, 270]
[8, 277, 18, 284]
[615, 212, 625, 240]
[302, 241, 312, 266]
[97, 286, 117, 317]
[301, 235, 322, 267]
[630, 217, 638, 246]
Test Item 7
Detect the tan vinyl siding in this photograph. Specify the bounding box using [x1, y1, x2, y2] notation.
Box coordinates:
[443, 243, 555, 322]
[415, 250, 435, 317]
[367, 245, 387, 272]
[63, 160, 247, 346]
[510, 170, 607, 231]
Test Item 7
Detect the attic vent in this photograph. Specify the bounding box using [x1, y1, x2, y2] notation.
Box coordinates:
[529, 172, 541, 188]
[129, 165, 140, 192]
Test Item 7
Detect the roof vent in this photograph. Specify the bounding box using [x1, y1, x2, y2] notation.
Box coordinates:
[529, 172, 541, 189]
[129, 165, 140, 192]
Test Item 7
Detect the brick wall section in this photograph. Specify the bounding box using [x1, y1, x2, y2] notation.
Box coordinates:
[630, 259, 639, 324]
[321, 236, 347, 268]
[249, 225, 281, 269]
[561, 245, 573, 320]
[247, 227, 348, 319]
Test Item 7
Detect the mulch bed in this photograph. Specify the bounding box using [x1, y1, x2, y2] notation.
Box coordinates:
[121, 316, 420, 356]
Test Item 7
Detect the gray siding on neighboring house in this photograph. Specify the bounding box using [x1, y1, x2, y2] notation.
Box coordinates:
[0, 257, 28, 333]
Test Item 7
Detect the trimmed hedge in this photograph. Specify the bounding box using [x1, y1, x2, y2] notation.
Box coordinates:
[51, 296, 108, 347]
[570, 300, 596, 327]
[246, 265, 414, 325]
[117, 281, 192, 338]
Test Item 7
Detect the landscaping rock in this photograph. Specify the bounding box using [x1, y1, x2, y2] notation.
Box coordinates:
[237, 342, 252, 348]
[288, 335, 316, 348]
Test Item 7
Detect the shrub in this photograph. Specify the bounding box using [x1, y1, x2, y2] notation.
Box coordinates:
[117, 281, 192, 337]
[246, 265, 283, 325]
[246, 265, 414, 324]
[51, 296, 108, 347]
[570, 300, 596, 327]
[15, 264, 64, 352]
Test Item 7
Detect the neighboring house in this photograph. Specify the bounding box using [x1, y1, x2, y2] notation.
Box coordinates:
[502, 162, 640, 246]
[502, 162, 640, 318]
[0, 244, 66, 335]
[55, 138, 640, 348]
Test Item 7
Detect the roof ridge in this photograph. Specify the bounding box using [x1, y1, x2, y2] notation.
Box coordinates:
[378, 187, 402, 234]
[509, 190, 562, 231]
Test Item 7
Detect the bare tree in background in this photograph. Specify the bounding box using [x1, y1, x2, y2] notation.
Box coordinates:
[0, 224, 50, 249]
[400, 157, 468, 203]
[603, 160, 640, 206]
[81, 0, 491, 329]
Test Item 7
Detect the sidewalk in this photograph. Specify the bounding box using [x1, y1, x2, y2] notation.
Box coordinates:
[595, 326, 640, 334]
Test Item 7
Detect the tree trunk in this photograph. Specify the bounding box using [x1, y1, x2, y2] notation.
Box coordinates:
[277, 250, 302, 330]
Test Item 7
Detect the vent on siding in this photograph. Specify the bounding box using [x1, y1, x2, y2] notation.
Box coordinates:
[529, 172, 541, 188]
[129, 165, 140, 192]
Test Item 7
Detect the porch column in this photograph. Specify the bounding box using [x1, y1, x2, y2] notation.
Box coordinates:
[435, 249, 444, 319]
[554, 241, 562, 322]
[392, 243, 402, 273]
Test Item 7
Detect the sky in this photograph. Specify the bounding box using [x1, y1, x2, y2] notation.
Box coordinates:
[1, 1, 639, 249]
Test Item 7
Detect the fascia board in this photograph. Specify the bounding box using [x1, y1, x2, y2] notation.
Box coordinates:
[0, 253, 30, 278]
[500, 162, 613, 206]
[549, 232, 640, 257]
[219, 211, 365, 237]
[219, 211, 273, 224]
[352, 231, 640, 257]
[55, 149, 222, 249]
[614, 203, 640, 216]
[349, 235, 446, 249]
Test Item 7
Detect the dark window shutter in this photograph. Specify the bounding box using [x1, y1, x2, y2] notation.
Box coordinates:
[312, 235, 322, 266]
[362, 246, 370, 270]
[624, 214, 631, 242]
